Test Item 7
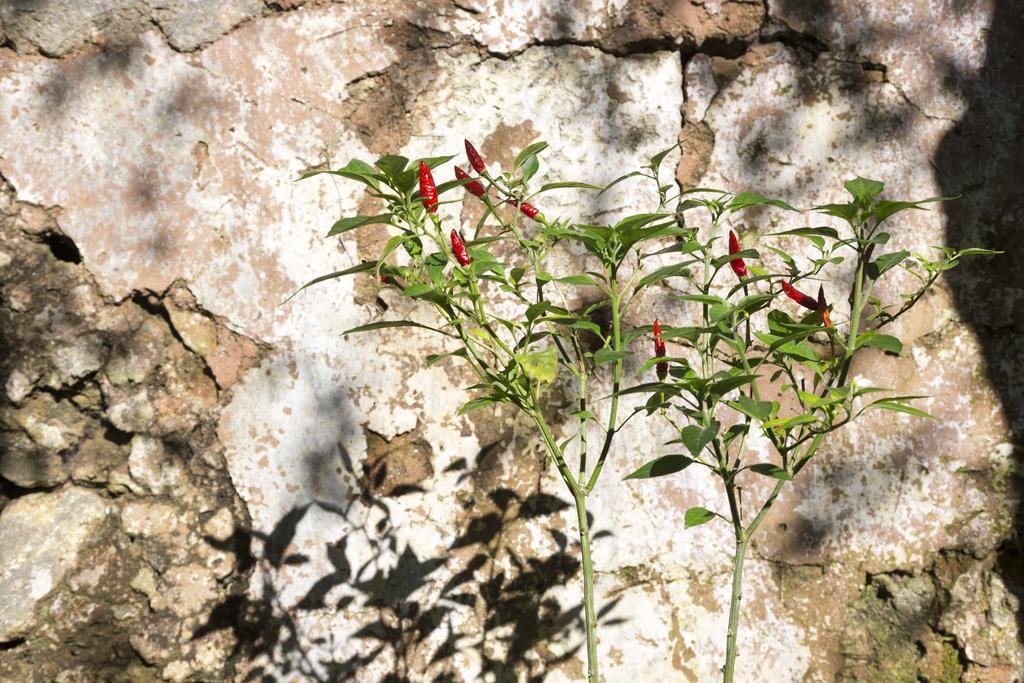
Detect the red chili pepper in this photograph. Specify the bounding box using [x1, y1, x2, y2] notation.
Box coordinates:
[653, 319, 667, 381]
[454, 166, 486, 197]
[419, 161, 438, 213]
[520, 202, 540, 220]
[781, 281, 818, 310]
[450, 229, 471, 266]
[728, 230, 748, 278]
[816, 285, 832, 328]
[465, 139, 486, 174]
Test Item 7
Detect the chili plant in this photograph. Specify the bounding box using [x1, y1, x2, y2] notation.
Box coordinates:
[291, 140, 690, 681]
[621, 177, 996, 682]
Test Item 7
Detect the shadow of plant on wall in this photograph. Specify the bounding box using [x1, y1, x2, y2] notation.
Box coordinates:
[195, 442, 620, 681]
[934, 0, 1024, 660]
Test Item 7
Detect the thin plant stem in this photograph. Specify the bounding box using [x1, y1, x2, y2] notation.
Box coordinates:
[723, 535, 747, 683]
[574, 491, 599, 682]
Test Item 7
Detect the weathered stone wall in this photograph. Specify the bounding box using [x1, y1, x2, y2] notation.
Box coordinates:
[0, 1, 1021, 681]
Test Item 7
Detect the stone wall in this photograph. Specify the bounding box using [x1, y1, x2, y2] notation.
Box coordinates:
[0, 1, 1021, 681]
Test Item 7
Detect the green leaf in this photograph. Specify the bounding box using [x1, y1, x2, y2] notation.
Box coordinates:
[343, 320, 447, 336]
[570, 410, 599, 421]
[866, 399, 935, 419]
[458, 397, 497, 415]
[684, 507, 716, 529]
[712, 248, 759, 269]
[613, 212, 672, 232]
[728, 191, 797, 212]
[866, 250, 910, 280]
[856, 332, 903, 354]
[813, 202, 859, 224]
[771, 226, 840, 240]
[593, 348, 632, 366]
[520, 153, 540, 182]
[425, 349, 467, 366]
[299, 158, 384, 191]
[554, 274, 600, 286]
[727, 395, 778, 422]
[516, 347, 558, 383]
[538, 181, 603, 192]
[401, 283, 447, 305]
[375, 154, 409, 180]
[680, 422, 718, 457]
[598, 171, 646, 195]
[955, 248, 1001, 257]
[748, 463, 793, 480]
[673, 293, 726, 306]
[634, 262, 695, 292]
[708, 374, 757, 398]
[281, 260, 377, 303]
[623, 454, 694, 481]
[872, 196, 953, 225]
[327, 213, 393, 237]
[515, 141, 549, 169]
[414, 154, 456, 170]
[844, 177, 885, 205]
[437, 177, 477, 195]
[761, 414, 818, 431]
[649, 143, 678, 172]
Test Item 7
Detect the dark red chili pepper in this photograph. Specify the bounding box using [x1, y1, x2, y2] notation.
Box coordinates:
[450, 229, 471, 266]
[653, 319, 667, 381]
[465, 139, 486, 174]
[728, 230, 748, 278]
[454, 166, 486, 197]
[520, 202, 540, 220]
[816, 285, 832, 328]
[419, 161, 438, 213]
[781, 281, 818, 310]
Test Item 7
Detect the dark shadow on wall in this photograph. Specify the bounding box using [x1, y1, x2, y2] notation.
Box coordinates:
[933, 0, 1024, 647]
[195, 441, 620, 681]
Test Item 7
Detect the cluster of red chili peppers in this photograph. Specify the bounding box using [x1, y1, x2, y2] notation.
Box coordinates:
[416, 141, 545, 270]
[650, 228, 837, 379]
[731, 229, 832, 327]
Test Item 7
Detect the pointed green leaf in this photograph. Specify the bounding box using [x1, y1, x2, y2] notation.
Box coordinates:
[623, 454, 694, 481]
[865, 250, 910, 280]
[856, 332, 903, 354]
[327, 214, 393, 237]
[844, 177, 885, 205]
[281, 260, 377, 304]
[514, 141, 549, 169]
[538, 181, 603, 192]
[728, 191, 797, 212]
[748, 463, 793, 480]
[343, 320, 449, 336]
[516, 347, 558, 383]
[684, 507, 716, 529]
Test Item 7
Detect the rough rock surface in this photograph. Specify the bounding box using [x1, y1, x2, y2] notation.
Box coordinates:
[0, 0, 1022, 681]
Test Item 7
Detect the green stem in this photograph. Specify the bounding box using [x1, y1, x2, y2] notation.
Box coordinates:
[574, 491, 599, 682]
[723, 535, 748, 683]
[584, 274, 622, 493]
